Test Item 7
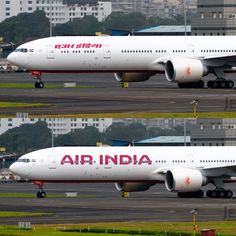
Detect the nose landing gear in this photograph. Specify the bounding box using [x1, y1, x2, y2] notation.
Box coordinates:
[33, 180, 46, 198]
[32, 71, 44, 89]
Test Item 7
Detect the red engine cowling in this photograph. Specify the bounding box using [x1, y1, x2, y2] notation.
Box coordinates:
[115, 182, 155, 192]
[165, 168, 207, 192]
[165, 58, 208, 83]
[114, 72, 153, 82]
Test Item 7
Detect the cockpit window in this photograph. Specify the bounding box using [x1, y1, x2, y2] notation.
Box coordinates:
[14, 48, 28, 53]
[17, 158, 30, 163]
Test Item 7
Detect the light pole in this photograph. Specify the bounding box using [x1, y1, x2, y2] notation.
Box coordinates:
[183, 0, 187, 36]
[51, 119, 54, 147]
[49, 0, 52, 37]
[190, 209, 198, 236]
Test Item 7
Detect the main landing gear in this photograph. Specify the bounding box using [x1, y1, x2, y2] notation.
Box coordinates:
[177, 189, 233, 198]
[33, 180, 46, 198]
[178, 80, 204, 88]
[206, 189, 233, 198]
[207, 68, 234, 89]
[32, 71, 44, 89]
[177, 190, 204, 198]
[207, 80, 234, 89]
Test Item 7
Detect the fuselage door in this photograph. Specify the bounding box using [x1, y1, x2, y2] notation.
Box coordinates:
[47, 45, 55, 59]
[103, 45, 111, 59]
[187, 45, 195, 57]
[48, 155, 57, 169]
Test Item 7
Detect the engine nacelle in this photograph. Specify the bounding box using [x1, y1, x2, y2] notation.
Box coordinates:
[165, 168, 207, 192]
[114, 72, 153, 82]
[165, 58, 208, 83]
[115, 182, 155, 192]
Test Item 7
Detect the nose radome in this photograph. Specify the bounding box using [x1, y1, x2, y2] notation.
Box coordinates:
[9, 162, 17, 174]
[7, 53, 14, 64]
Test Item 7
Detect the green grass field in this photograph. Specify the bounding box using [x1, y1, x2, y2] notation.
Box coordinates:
[0, 221, 236, 236]
[0, 102, 51, 108]
[31, 111, 236, 119]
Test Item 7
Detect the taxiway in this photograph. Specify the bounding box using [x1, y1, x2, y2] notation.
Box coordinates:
[0, 182, 236, 224]
[0, 73, 236, 116]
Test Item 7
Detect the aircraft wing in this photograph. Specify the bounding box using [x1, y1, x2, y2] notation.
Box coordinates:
[154, 54, 236, 68]
[201, 164, 236, 177]
[203, 54, 236, 67]
[154, 164, 236, 178]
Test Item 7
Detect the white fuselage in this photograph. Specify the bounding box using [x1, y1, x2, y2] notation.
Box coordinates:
[7, 36, 236, 73]
[9, 146, 236, 182]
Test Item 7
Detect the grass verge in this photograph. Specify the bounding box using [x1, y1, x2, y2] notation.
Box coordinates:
[0, 102, 51, 108]
[0, 221, 236, 236]
[0, 211, 52, 217]
[32, 111, 236, 118]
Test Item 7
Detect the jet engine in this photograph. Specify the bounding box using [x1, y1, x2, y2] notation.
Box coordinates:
[165, 168, 207, 192]
[165, 58, 208, 83]
[114, 72, 154, 82]
[115, 182, 155, 192]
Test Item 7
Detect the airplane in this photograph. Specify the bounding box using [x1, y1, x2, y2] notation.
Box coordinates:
[6, 35, 236, 89]
[9, 146, 236, 199]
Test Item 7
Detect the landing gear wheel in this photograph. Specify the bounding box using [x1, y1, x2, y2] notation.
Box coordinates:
[212, 81, 218, 88]
[198, 80, 204, 88]
[34, 81, 44, 89]
[178, 81, 204, 89]
[206, 189, 233, 198]
[220, 81, 226, 88]
[207, 80, 234, 89]
[177, 190, 204, 198]
[228, 80, 234, 89]
[37, 191, 46, 198]
[39, 82, 44, 88]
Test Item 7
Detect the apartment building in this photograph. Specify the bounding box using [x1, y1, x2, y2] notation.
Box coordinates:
[191, 119, 236, 146]
[0, 117, 112, 136]
[112, 0, 197, 19]
[0, 0, 112, 24]
[192, 0, 236, 35]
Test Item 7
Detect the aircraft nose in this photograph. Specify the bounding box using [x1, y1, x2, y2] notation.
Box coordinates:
[7, 52, 20, 66]
[9, 162, 18, 175]
[7, 52, 29, 67]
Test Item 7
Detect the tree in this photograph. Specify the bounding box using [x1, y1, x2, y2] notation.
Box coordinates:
[103, 12, 147, 33]
[55, 126, 104, 146]
[105, 122, 147, 144]
[53, 16, 102, 36]
[0, 121, 51, 153]
[0, 10, 49, 43]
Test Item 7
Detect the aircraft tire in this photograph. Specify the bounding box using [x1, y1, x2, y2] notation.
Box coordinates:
[35, 82, 39, 88]
[212, 81, 219, 88]
[39, 82, 44, 88]
[37, 191, 42, 198]
[220, 81, 226, 88]
[228, 81, 234, 88]
[177, 190, 204, 198]
[206, 189, 233, 198]
[198, 80, 204, 88]
[207, 81, 213, 88]
[37, 191, 46, 198]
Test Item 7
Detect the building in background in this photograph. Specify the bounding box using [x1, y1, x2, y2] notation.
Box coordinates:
[0, 115, 112, 136]
[112, 0, 197, 19]
[0, 0, 112, 25]
[136, 136, 191, 146]
[191, 119, 236, 146]
[192, 0, 236, 35]
[113, 118, 196, 130]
